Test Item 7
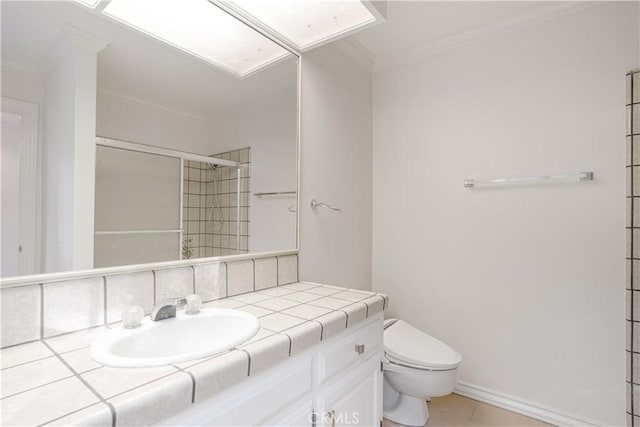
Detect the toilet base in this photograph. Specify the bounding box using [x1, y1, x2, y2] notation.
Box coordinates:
[383, 393, 430, 426]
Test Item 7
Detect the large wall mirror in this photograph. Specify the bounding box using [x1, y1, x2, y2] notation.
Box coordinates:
[1, 0, 299, 279]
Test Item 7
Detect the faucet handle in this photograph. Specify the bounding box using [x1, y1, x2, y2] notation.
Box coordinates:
[122, 305, 144, 329]
[185, 294, 202, 315]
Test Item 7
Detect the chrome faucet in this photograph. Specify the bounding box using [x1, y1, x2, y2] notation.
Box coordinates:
[150, 297, 187, 321]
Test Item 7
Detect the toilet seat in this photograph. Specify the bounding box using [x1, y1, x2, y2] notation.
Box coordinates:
[384, 320, 462, 370]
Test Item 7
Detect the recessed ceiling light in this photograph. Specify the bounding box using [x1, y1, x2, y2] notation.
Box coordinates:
[101, 0, 292, 78]
[222, 0, 384, 51]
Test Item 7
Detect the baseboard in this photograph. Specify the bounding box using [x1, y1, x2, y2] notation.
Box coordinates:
[454, 381, 603, 426]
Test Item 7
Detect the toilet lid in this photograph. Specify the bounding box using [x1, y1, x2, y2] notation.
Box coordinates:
[384, 320, 462, 370]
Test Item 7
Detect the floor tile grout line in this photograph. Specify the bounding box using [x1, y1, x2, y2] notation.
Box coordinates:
[34, 402, 112, 427]
[238, 348, 251, 376]
[100, 369, 187, 401]
[1, 373, 77, 400]
[172, 365, 197, 404]
[1, 353, 58, 371]
[41, 341, 117, 427]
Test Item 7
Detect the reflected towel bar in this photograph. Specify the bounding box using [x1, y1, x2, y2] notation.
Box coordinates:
[253, 191, 297, 198]
[463, 171, 593, 189]
[310, 199, 342, 211]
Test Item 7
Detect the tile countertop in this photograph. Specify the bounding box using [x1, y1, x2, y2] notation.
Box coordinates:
[1, 282, 388, 427]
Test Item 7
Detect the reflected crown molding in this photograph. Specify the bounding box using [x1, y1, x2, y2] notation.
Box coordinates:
[374, 1, 599, 71]
[334, 37, 375, 72]
[1, 60, 40, 79]
[97, 88, 208, 122]
[38, 25, 110, 76]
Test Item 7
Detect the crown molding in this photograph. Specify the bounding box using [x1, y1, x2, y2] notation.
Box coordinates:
[374, 1, 599, 71]
[97, 88, 208, 122]
[1, 60, 40, 79]
[38, 25, 110, 76]
[334, 37, 375, 72]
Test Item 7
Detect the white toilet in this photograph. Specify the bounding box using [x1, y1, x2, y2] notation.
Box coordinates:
[382, 319, 462, 426]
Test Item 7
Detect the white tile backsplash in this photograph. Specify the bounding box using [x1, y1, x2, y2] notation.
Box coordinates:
[154, 267, 194, 301]
[1, 253, 297, 347]
[227, 260, 254, 296]
[1, 285, 41, 347]
[254, 257, 277, 290]
[194, 263, 227, 302]
[106, 271, 154, 323]
[43, 278, 105, 338]
[277, 255, 298, 285]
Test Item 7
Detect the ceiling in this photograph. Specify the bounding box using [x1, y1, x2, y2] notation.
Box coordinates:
[353, 1, 576, 60]
[2, 0, 583, 113]
[1, 1, 297, 118]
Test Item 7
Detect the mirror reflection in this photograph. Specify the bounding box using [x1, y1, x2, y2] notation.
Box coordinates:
[1, 0, 298, 277]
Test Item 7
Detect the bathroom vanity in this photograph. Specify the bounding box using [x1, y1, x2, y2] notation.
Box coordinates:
[0, 281, 387, 426]
[168, 312, 383, 427]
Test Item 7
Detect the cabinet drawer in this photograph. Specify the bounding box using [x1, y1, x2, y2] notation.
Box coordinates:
[316, 318, 382, 385]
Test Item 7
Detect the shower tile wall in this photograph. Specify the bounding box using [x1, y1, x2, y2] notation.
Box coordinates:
[182, 148, 250, 259]
[627, 70, 640, 426]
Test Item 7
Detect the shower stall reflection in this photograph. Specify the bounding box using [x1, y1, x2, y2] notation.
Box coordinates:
[94, 140, 249, 268]
[181, 148, 250, 259]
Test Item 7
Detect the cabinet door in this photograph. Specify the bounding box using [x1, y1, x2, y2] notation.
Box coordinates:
[316, 353, 381, 427]
[260, 398, 313, 427]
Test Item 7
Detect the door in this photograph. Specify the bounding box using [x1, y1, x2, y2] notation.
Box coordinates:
[1, 98, 39, 277]
[1, 112, 21, 276]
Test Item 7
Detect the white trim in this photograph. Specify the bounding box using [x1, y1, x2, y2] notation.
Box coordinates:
[179, 158, 184, 260]
[1, 97, 41, 276]
[374, 2, 599, 71]
[454, 381, 603, 427]
[94, 229, 183, 235]
[0, 249, 297, 288]
[96, 137, 240, 168]
[38, 25, 109, 76]
[1, 61, 40, 79]
[334, 37, 375, 72]
[215, 0, 384, 53]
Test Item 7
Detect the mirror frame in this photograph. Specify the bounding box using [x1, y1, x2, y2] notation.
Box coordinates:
[0, 4, 302, 288]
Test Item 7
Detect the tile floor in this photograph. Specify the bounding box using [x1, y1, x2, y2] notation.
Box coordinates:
[383, 394, 553, 427]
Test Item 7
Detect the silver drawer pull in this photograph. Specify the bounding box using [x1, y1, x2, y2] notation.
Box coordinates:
[355, 344, 365, 355]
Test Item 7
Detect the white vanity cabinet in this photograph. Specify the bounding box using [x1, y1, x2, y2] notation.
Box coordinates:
[170, 313, 383, 427]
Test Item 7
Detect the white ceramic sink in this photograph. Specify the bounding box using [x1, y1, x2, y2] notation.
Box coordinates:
[91, 308, 260, 367]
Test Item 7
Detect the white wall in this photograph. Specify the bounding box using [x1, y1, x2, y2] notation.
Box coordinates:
[1, 66, 43, 107]
[372, 3, 638, 425]
[1, 113, 22, 277]
[96, 92, 210, 154]
[208, 87, 297, 253]
[2, 66, 44, 275]
[299, 44, 373, 291]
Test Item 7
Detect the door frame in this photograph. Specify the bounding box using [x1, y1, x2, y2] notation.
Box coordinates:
[2, 97, 40, 276]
